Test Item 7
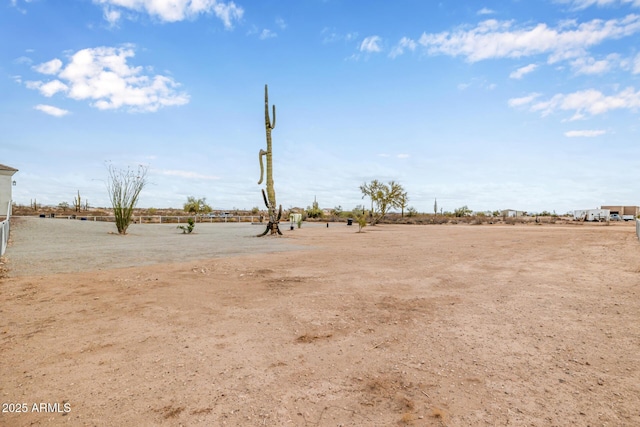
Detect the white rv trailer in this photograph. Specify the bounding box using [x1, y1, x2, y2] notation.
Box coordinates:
[573, 210, 587, 221]
[574, 209, 610, 222]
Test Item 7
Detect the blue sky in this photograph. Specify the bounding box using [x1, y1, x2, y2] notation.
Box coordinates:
[1, 0, 640, 214]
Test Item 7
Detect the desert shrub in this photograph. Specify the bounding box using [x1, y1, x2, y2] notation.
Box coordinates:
[177, 218, 195, 234]
[107, 164, 148, 235]
[454, 205, 472, 217]
[472, 216, 485, 225]
[432, 216, 450, 225]
[306, 198, 323, 218]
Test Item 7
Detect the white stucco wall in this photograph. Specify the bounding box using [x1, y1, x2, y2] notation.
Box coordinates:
[0, 170, 16, 217]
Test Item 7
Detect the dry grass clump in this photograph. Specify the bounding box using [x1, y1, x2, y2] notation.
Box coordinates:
[431, 406, 448, 421]
[0, 257, 8, 279]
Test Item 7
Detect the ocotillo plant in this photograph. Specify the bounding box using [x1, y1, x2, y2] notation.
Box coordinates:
[257, 84, 283, 236]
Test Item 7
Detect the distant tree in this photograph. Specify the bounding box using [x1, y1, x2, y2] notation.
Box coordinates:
[306, 196, 323, 218]
[359, 180, 406, 225]
[397, 192, 409, 217]
[352, 204, 366, 217]
[251, 206, 260, 214]
[183, 196, 212, 216]
[107, 164, 148, 235]
[58, 201, 69, 212]
[359, 180, 379, 214]
[407, 206, 418, 217]
[453, 205, 472, 217]
[332, 205, 343, 217]
[351, 210, 367, 232]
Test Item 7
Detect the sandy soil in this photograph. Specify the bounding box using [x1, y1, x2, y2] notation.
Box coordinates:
[1, 218, 639, 426]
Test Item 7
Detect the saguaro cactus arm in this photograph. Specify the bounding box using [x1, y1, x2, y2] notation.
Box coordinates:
[258, 149, 267, 184]
[265, 85, 276, 130]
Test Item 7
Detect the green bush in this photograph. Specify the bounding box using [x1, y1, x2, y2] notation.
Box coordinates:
[178, 218, 195, 234]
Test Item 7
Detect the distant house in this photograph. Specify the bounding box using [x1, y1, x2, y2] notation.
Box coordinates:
[0, 164, 18, 218]
[601, 205, 640, 219]
[501, 209, 524, 218]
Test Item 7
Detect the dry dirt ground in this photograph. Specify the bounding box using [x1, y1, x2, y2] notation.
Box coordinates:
[1, 217, 639, 426]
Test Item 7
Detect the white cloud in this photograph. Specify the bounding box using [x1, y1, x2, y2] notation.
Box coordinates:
[38, 80, 69, 97]
[560, 0, 640, 9]
[397, 154, 410, 159]
[34, 58, 63, 75]
[34, 104, 70, 117]
[631, 52, 640, 73]
[564, 129, 606, 137]
[103, 7, 121, 26]
[13, 56, 32, 65]
[159, 169, 220, 180]
[509, 63, 538, 79]
[458, 78, 497, 91]
[25, 80, 41, 90]
[389, 37, 417, 58]
[27, 46, 189, 113]
[321, 28, 358, 44]
[529, 87, 640, 118]
[477, 7, 495, 15]
[212, 1, 243, 28]
[93, 0, 244, 28]
[275, 17, 286, 30]
[508, 93, 541, 107]
[360, 36, 382, 53]
[259, 29, 276, 39]
[9, 0, 31, 13]
[417, 15, 640, 63]
[570, 54, 619, 74]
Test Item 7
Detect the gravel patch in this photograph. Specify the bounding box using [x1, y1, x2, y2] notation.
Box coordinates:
[6, 217, 311, 276]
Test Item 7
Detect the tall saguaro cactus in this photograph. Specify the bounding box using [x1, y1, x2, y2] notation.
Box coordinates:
[257, 84, 283, 236]
[73, 190, 82, 212]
